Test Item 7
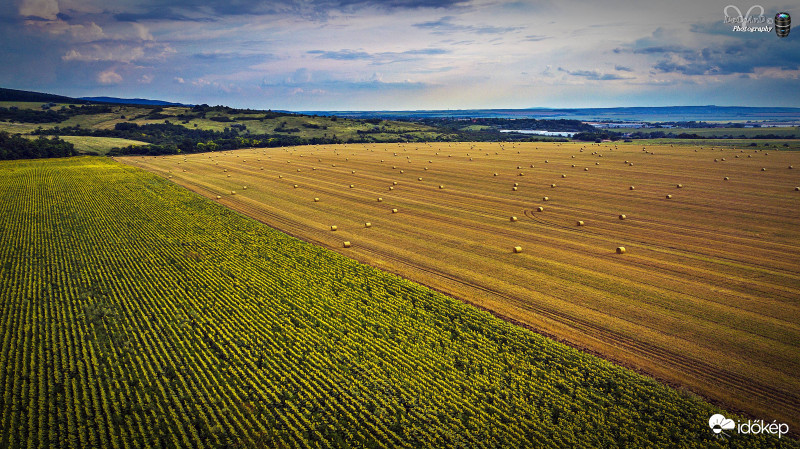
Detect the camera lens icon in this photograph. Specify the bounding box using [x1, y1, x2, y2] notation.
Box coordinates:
[775, 12, 791, 38]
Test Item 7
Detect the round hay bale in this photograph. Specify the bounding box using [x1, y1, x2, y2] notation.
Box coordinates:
[350, 184, 355, 188]
[314, 197, 320, 202]
[530, 164, 534, 168]
[351, 170, 356, 174]
[666, 194, 672, 199]
[577, 220, 585, 226]
[512, 187, 518, 191]
[510, 216, 518, 222]
[343, 241, 351, 248]
[761, 168, 766, 171]
[545, 160, 549, 163]
[572, 164, 576, 168]
[377, 197, 383, 202]
[514, 182, 519, 187]
[616, 246, 626, 254]
[279, 175, 283, 178]
[551, 184, 557, 188]
[721, 158, 726, 161]
[724, 176, 730, 181]
[260, 167, 264, 170]
[513, 246, 523, 253]
[584, 167, 589, 171]
[418, 177, 423, 181]
[216, 195, 222, 199]
[365, 222, 372, 228]
[330, 225, 338, 231]
[493, 173, 498, 176]
[714, 159, 719, 162]
[789, 165, 794, 169]
[400, 170, 404, 174]
[243, 186, 248, 190]
[561, 174, 567, 178]
[595, 162, 600, 165]
[537, 206, 544, 212]
[629, 186, 635, 190]
[389, 186, 394, 190]
[676, 184, 683, 188]
[227, 174, 231, 177]
[795, 186, 800, 191]
[391, 208, 398, 213]
[618, 214, 627, 220]
[543, 196, 549, 201]
[439, 185, 445, 189]
[297, 169, 301, 172]
[629, 163, 634, 166]
[293, 184, 299, 188]
[393, 181, 398, 185]
[231, 191, 236, 195]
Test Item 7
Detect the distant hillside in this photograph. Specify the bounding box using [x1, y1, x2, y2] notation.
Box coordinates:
[0, 87, 86, 104]
[80, 96, 191, 107]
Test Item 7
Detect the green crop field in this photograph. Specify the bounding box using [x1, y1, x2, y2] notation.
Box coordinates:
[1, 157, 793, 448]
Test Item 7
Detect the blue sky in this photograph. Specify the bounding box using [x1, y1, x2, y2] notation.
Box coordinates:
[1, 0, 798, 110]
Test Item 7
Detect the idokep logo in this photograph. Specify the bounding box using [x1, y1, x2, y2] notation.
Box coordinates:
[708, 414, 790, 439]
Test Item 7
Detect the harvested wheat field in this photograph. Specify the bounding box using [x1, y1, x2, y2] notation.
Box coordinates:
[120, 141, 800, 429]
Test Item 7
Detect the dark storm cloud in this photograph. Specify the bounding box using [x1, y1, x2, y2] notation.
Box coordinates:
[113, 0, 470, 22]
[413, 16, 523, 35]
[649, 40, 800, 76]
[557, 67, 631, 81]
[114, 8, 216, 22]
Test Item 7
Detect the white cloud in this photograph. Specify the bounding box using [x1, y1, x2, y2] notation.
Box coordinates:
[97, 69, 122, 84]
[174, 77, 185, 83]
[18, 0, 59, 20]
[139, 74, 153, 84]
[133, 23, 153, 41]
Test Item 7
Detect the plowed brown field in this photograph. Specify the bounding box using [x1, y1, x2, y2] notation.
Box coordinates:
[120, 141, 800, 429]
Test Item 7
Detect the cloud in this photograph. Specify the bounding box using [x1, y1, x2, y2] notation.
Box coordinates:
[97, 69, 122, 84]
[414, 16, 523, 35]
[132, 23, 153, 41]
[307, 47, 450, 63]
[522, 34, 549, 42]
[615, 65, 633, 72]
[138, 74, 153, 83]
[62, 42, 174, 63]
[557, 67, 631, 81]
[308, 49, 372, 60]
[174, 77, 185, 83]
[18, 0, 59, 21]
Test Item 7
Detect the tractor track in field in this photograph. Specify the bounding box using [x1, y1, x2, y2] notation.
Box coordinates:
[173, 174, 800, 426]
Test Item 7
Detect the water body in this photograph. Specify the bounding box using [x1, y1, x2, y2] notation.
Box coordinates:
[500, 130, 576, 137]
[298, 106, 800, 123]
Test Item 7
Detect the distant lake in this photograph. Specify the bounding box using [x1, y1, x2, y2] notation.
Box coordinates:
[500, 130, 576, 137]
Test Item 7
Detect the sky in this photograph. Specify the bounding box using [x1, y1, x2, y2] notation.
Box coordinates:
[0, 0, 798, 110]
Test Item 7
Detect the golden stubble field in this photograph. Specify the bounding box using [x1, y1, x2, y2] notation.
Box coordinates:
[120, 141, 800, 429]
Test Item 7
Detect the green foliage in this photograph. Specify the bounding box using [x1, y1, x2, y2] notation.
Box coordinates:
[0, 131, 76, 159]
[0, 157, 795, 448]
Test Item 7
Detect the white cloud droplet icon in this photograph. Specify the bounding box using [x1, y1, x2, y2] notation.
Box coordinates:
[709, 414, 736, 435]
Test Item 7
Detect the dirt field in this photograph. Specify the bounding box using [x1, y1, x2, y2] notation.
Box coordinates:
[121, 141, 800, 429]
